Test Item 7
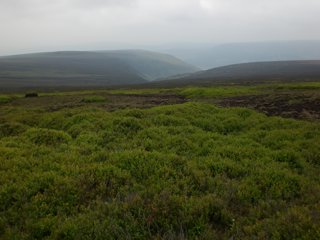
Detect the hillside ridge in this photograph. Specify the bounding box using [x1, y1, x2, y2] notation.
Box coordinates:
[0, 50, 199, 88]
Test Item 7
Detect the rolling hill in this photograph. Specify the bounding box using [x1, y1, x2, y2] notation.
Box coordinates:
[153, 60, 320, 86]
[0, 50, 199, 88]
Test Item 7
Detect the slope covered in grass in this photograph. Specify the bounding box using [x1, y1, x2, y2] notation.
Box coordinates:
[0, 50, 199, 88]
[0, 102, 319, 239]
[155, 61, 320, 87]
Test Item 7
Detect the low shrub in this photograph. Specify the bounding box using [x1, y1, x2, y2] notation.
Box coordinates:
[0, 95, 12, 104]
[0, 101, 319, 239]
[24, 128, 71, 146]
[0, 122, 27, 138]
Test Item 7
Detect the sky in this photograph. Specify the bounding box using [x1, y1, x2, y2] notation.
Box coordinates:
[1, 0, 320, 55]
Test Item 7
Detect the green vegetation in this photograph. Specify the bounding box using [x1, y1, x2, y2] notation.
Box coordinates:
[179, 82, 320, 99]
[32, 81, 320, 99]
[1, 97, 320, 239]
[269, 82, 320, 90]
[179, 86, 258, 98]
[0, 95, 12, 104]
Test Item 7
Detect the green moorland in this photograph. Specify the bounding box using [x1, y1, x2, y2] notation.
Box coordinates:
[0, 82, 320, 239]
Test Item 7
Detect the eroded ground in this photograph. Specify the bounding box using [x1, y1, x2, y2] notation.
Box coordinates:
[216, 92, 320, 120]
[2, 93, 187, 111]
[1, 83, 319, 121]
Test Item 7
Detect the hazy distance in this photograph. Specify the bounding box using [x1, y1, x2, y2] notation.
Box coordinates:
[1, 0, 320, 57]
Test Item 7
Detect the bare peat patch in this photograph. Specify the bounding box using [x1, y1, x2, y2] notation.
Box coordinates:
[216, 93, 320, 120]
[2, 93, 187, 111]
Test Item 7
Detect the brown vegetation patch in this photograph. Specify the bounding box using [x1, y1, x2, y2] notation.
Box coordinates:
[216, 93, 320, 120]
[3, 93, 187, 111]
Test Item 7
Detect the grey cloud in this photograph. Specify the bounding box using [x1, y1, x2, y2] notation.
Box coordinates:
[0, 0, 136, 16]
[70, 0, 137, 8]
[0, 0, 319, 55]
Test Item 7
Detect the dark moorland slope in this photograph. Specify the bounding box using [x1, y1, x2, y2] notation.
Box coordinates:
[0, 50, 199, 88]
[153, 60, 320, 87]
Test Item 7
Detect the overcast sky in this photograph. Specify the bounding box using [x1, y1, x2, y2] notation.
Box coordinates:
[1, 0, 320, 55]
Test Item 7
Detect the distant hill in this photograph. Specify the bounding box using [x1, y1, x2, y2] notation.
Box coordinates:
[99, 50, 200, 81]
[0, 50, 199, 88]
[153, 60, 320, 86]
[164, 41, 320, 69]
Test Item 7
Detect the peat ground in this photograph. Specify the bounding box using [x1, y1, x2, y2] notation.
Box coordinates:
[1, 82, 319, 121]
[1, 93, 187, 112]
[216, 92, 320, 120]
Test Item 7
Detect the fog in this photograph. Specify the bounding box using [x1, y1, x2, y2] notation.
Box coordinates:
[1, 0, 320, 55]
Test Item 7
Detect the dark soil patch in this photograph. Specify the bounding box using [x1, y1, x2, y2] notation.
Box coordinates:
[98, 94, 187, 111]
[3, 93, 187, 111]
[216, 93, 320, 120]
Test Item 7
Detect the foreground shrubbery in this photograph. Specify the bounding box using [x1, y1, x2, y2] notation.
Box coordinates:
[0, 102, 320, 239]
